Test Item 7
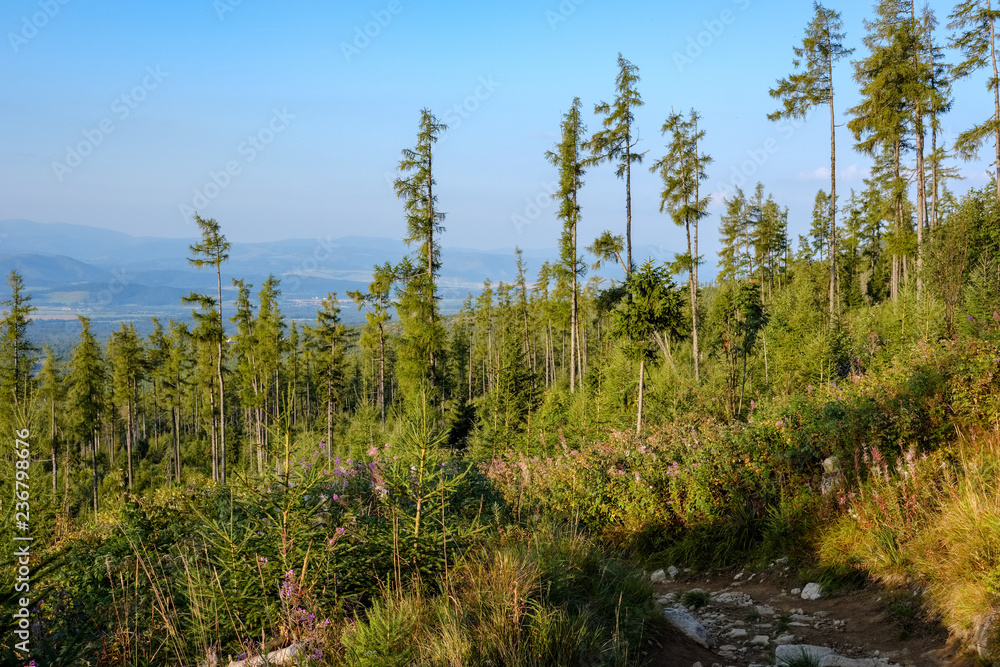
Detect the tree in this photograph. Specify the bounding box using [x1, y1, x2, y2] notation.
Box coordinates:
[184, 292, 223, 482]
[585, 53, 646, 273]
[718, 187, 754, 282]
[36, 347, 62, 498]
[188, 215, 231, 483]
[949, 0, 1000, 202]
[711, 281, 768, 419]
[769, 1, 853, 316]
[393, 109, 448, 399]
[0, 269, 37, 409]
[611, 260, 684, 434]
[68, 316, 104, 513]
[810, 189, 832, 261]
[650, 108, 712, 380]
[849, 0, 918, 302]
[310, 293, 347, 459]
[349, 262, 395, 427]
[108, 323, 145, 491]
[545, 97, 587, 392]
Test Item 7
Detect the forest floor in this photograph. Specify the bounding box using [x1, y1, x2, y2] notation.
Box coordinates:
[642, 561, 977, 667]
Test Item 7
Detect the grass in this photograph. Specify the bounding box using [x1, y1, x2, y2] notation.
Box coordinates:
[783, 650, 821, 667]
[679, 588, 710, 610]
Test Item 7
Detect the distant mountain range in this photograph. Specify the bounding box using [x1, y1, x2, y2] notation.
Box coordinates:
[0, 220, 683, 346]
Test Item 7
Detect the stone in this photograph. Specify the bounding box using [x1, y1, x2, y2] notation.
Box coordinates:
[790, 588, 802, 595]
[791, 614, 812, 622]
[692, 663, 703, 667]
[774, 634, 797, 645]
[818, 657, 880, 667]
[801, 582, 823, 600]
[775, 644, 836, 666]
[668, 565, 680, 579]
[227, 644, 304, 667]
[755, 604, 776, 616]
[663, 606, 714, 649]
[727, 628, 748, 639]
[750, 635, 769, 647]
[823, 456, 841, 473]
[650, 569, 667, 584]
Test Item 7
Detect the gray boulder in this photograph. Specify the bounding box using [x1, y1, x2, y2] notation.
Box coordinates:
[775, 644, 836, 666]
[662, 605, 714, 648]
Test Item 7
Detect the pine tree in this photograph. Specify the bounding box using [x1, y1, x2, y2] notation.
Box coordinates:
[849, 0, 918, 301]
[718, 187, 754, 282]
[188, 215, 231, 483]
[184, 292, 223, 481]
[36, 347, 62, 497]
[650, 109, 712, 380]
[68, 316, 104, 514]
[611, 260, 684, 434]
[810, 189, 832, 261]
[0, 269, 38, 409]
[949, 0, 1000, 202]
[310, 293, 347, 459]
[348, 262, 395, 427]
[769, 1, 853, 316]
[544, 97, 587, 391]
[108, 323, 145, 491]
[393, 109, 448, 401]
[584, 53, 646, 273]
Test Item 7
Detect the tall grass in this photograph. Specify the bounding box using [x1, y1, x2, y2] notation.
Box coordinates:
[819, 431, 1000, 655]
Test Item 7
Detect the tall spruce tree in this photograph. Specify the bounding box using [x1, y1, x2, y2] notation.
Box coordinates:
[949, 0, 1000, 202]
[585, 53, 645, 273]
[188, 215, 231, 483]
[108, 323, 144, 491]
[348, 262, 395, 427]
[650, 109, 712, 381]
[0, 269, 37, 409]
[545, 97, 587, 392]
[393, 109, 447, 403]
[769, 2, 853, 316]
[68, 316, 104, 513]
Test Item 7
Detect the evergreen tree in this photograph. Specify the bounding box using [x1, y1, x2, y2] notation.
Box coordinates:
[36, 347, 62, 498]
[611, 260, 684, 434]
[545, 97, 587, 391]
[810, 189, 832, 261]
[718, 187, 754, 282]
[0, 269, 37, 409]
[584, 53, 646, 273]
[188, 215, 231, 483]
[769, 1, 853, 316]
[393, 109, 448, 401]
[349, 262, 395, 427]
[108, 323, 145, 491]
[310, 293, 347, 459]
[68, 316, 104, 513]
[184, 292, 223, 482]
[948, 0, 1000, 202]
[650, 109, 712, 380]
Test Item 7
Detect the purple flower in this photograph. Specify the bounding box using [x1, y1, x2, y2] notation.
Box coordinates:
[336, 527, 346, 536]
[259, 557, 268, 564]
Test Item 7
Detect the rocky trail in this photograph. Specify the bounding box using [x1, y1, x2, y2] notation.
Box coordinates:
[642, 560, 977, 667]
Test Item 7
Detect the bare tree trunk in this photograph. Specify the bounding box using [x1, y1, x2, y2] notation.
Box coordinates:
[636, 358, 645, 435]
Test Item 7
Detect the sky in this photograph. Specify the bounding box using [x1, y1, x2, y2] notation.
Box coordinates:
[1, 0, 995, 274]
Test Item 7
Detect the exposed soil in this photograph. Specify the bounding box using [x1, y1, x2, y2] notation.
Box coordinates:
[641, 563, 978, 667]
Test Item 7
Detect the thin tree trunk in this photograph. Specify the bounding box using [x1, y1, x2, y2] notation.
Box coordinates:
[636, 358, 645, 435]
[828, 60, 838, 317]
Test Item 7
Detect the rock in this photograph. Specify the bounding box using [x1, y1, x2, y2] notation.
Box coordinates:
[663, 606, 714, 648]
[734, 571, 744, 580]
[727, 628, 748, 639]
[818, 657, 880, 667]
[650, 569, 667, 583]
[227, 643, 305, 667]
[775, 556, 789, 565]
[668, 565, 680, 579]
[790, 588, 802, 595]
[755, 604, 776, 616]
[791, 614, 812, 622]
[801, 582, 823, 600]
[774, 634, 797, 645]
[823, 456, 841, 473]
[775, 644, 836, 666]
[750, 634, 769, 647]
[974, 612, 999, 662]
[692, 663, 703, 667]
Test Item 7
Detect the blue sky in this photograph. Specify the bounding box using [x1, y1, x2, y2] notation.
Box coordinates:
[1, 0, 993, 273]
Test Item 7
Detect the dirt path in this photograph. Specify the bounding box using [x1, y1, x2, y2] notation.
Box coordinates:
[642, 562, 975, 667]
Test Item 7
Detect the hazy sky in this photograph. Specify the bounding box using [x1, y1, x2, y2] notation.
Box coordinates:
[2, 0, 994, 269]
